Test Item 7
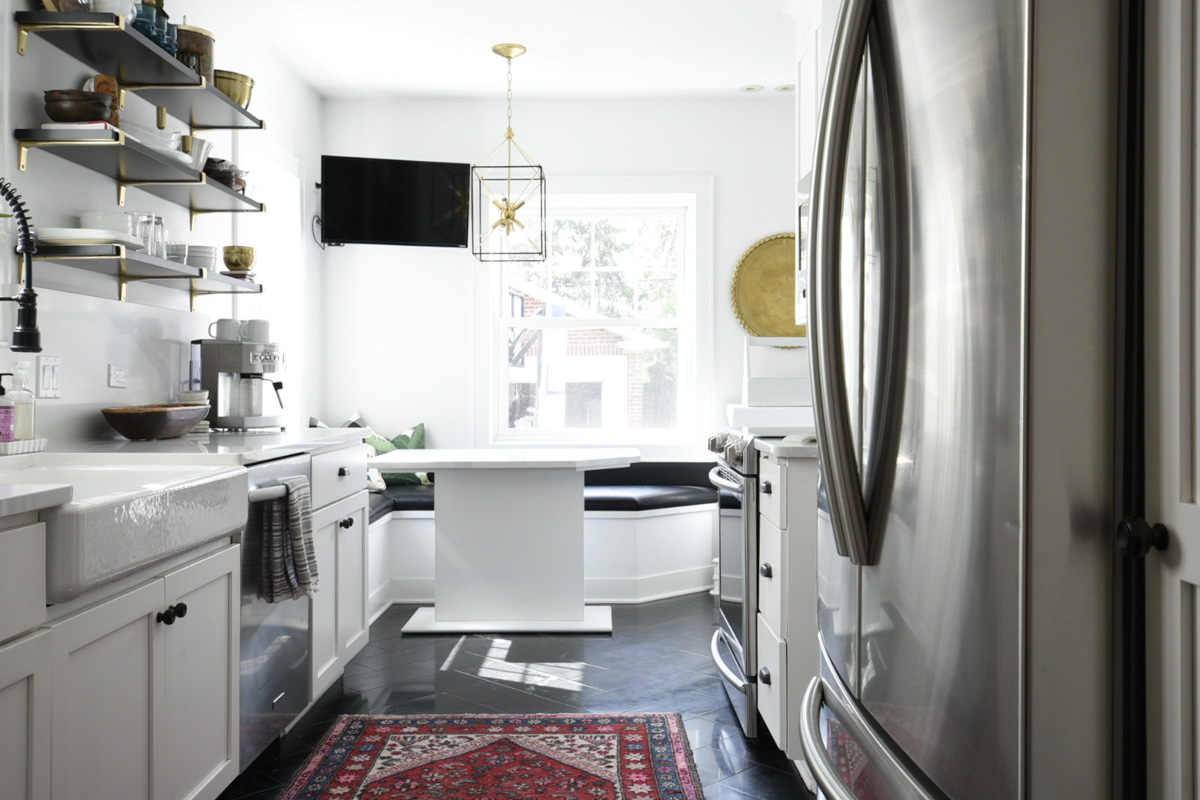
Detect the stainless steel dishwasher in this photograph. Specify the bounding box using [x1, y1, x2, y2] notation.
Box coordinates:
[238, 453, 312, 770]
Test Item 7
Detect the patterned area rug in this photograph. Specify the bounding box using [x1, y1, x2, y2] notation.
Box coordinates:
[281, 713, 706, 799]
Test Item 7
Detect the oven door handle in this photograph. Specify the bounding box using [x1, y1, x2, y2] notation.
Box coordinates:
[707, 466, 744, 494]
[248, 484, 287, 503]
[710, 629, 751, 693]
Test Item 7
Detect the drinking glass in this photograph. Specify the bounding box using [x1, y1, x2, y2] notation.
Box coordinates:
[152, 216, 167, 259]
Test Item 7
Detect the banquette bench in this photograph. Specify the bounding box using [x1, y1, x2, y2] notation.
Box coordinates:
[366, 461, 719, 619]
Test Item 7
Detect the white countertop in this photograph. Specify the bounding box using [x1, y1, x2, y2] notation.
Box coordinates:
[755, 435, 819, 460]
[0, 481, 74, 517]
[43, 427, 368, 465]
[372, 447, 641, 471]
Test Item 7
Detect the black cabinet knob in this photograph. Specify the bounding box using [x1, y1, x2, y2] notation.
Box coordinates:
[759, 667, 771, 685]
[339, 517, 355, 529]
[338, 466, 352, 477]
[759, 563, 773, 579]
[156, 603, 188, 625]
[761, 480, 773, 495]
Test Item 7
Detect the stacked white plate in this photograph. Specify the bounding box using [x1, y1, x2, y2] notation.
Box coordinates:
[186, 245, 218, 270]
[38, 227, 144, 250]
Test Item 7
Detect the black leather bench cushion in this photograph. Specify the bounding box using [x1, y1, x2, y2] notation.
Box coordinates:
[584, 461, 715, 488]
[370, 484, 436, 523]
[369, 461, 720, 521]
[583, 484, 717, 512]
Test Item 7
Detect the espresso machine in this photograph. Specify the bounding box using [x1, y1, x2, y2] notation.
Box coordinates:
[191, 339, 285, 429]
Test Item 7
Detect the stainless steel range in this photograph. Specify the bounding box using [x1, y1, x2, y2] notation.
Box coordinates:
[706, 427, 760, 737]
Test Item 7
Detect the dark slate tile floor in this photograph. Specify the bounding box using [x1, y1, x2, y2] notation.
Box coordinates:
[217, 593, 816, 800]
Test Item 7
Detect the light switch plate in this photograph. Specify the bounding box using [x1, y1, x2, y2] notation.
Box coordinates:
[37, 356, 61, 399]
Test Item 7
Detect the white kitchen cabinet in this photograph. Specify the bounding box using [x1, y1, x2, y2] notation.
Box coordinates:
[310, 486, 370, 701]
[49, 544, 239, 800]
[0, 522, 46, 645]
[159, 546, 241, 800]
[755, 453, 818, 759]
[0, 628, 52, 800]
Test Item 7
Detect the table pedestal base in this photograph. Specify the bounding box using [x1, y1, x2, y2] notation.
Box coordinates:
[401, 605, 613, 634]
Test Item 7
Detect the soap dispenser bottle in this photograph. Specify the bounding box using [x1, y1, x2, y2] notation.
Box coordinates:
[11, 361, 34, 441]
[0, 374, 16, 443]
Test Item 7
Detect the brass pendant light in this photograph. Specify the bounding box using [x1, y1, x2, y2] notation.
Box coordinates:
[472, 43, 547, 262]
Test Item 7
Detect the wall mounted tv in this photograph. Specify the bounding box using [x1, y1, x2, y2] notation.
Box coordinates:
[319, 155, 470, 247]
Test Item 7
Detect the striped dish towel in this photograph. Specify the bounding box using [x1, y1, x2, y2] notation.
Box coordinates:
[259, 476, 319, 602]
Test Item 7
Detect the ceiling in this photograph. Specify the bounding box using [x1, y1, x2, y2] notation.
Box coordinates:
[214, 0, 803, 99]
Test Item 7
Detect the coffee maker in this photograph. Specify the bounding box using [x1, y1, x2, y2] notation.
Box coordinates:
[191, 339, 285, 429]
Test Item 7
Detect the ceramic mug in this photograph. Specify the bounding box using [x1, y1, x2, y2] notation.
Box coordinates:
[208, 318, 240, 340]
[240, 319, 269, 343]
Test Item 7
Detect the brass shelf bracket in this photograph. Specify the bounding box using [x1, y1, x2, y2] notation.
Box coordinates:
[191, 203, 266, 231]
[118, 178, 201, 207]
[17, 135, 124, 172]
[118, 263, 195, 302]
[17, 18, 125, 56]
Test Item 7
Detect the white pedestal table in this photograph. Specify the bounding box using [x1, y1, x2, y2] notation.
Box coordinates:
[371, 448, 640, 634]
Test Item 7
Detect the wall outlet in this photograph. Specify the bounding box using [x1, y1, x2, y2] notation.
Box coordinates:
[108, 364, 127, 388]
[37, 356, 61, 399]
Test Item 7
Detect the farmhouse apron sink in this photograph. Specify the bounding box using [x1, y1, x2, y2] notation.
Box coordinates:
[0, 458, 249, 602]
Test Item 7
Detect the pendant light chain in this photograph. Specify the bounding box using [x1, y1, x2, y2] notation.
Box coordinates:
[506, 57, 514, 139]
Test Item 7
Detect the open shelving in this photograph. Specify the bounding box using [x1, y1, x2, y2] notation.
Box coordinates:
[14, 128, 263, 227]
[12, 9, 269, 311]
[32, 244, 262, 310]
[14, 11, 264, 131]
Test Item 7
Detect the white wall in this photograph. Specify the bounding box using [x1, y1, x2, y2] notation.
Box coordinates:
[0, 2, 797, 448]
[318, 95, 795, 455]
[0, 0, 324, 440]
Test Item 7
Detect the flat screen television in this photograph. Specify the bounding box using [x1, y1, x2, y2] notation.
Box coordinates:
[319, 155, 470, 247]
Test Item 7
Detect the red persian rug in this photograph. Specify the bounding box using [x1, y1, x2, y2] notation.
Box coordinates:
[281, 713, 706, 799]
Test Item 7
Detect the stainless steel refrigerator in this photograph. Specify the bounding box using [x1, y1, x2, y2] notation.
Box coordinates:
[797, 0, 1123, 797]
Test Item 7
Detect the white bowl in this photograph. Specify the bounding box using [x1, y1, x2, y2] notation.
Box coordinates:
[176, 390, 209, 404]
[186, 253, 217, 270]
[80, 211, 135, 235]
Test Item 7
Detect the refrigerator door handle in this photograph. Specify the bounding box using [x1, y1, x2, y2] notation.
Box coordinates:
[799, 677, 857, 800]
[801, 643, 943, 800]
[808, 0, 874, 565]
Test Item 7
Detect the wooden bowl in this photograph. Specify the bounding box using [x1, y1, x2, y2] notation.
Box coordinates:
[44, 90, 113, 123]
[101, 404, 209, 440]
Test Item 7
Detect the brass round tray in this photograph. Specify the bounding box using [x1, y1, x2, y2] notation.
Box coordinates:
[730, 233, 806, 338]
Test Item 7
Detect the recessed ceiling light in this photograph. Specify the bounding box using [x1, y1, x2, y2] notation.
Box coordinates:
[775, 84, 796, 92]
[739, 84, 765, 93]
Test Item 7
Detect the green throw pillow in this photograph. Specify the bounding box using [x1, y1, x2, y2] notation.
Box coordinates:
[367, 424, 427, 486]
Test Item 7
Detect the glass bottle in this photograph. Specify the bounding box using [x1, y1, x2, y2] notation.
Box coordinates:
[12, 361, 35, 441]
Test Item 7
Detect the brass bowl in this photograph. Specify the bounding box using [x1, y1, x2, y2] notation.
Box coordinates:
[222, 245, 255, 270]
[101, 404, 209, 440]
[214, 70, 253, 109]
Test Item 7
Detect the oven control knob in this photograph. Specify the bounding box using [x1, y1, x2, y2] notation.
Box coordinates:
[707, 432, 727, 454]
[724, 440, 745, 464]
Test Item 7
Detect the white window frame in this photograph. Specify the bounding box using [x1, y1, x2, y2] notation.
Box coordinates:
[483, 175, 714, 452]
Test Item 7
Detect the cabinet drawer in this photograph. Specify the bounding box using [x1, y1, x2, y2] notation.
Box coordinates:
[311, 445, 369, 510]
[756, 613, 788, 752]
[0, 522, 45, 643]
[758, 516, 784, 633]
[759, 456, 785, 528]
